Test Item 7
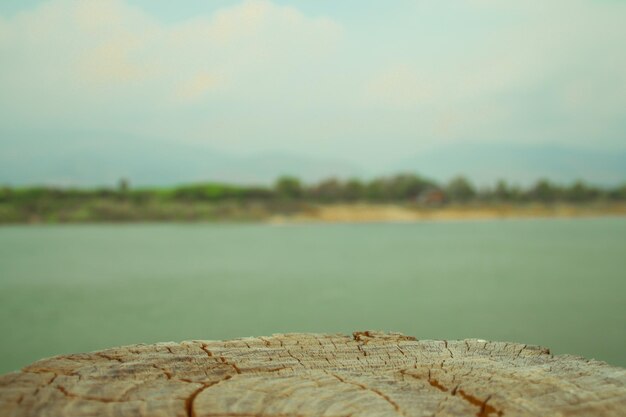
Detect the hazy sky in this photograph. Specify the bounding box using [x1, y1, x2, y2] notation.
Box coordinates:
[1, 0, 625, 184]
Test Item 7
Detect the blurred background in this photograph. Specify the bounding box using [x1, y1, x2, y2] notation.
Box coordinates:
[0, 0, 625, 374]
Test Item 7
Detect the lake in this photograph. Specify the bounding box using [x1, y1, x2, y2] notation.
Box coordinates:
[0, 218, 625, 374]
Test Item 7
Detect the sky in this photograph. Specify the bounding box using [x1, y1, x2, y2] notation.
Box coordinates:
[0, 0, 625, 186]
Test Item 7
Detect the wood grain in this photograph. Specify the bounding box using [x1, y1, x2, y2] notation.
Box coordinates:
[1, 331, 625, 416]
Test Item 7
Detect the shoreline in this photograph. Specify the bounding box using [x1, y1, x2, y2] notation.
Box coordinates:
[268, 203, 626, 224]
[1, 202, 625, 225]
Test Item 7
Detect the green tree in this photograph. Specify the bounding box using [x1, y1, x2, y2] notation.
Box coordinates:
[275, 176, 302, 199]
[118, 178, 130, 198]
[608, 183, 626, 201]
[0, 186, 12, 203]
[307, 178, 343, 202]
[493, 180, 511, 201]
[529, 179, 560, 203]
[365, 178, 389, 201]
[344, 179, 365, 201]
[564, 180, 600, 202]
[387, 173, 433, 200]
[446, 176, 476, 202]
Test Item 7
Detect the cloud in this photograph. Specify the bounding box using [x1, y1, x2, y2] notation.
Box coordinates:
[175, 72, 223, 103]
[0, 0, 342, 131]
[364, 64, 432, 109]
[356, 0, 626, 150]
[0, 0, 625, 173]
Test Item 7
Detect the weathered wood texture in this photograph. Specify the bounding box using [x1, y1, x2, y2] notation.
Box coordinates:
[1, 331, 625, 417]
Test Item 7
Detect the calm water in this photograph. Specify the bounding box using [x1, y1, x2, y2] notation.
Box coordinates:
[0, 218, 625, 374]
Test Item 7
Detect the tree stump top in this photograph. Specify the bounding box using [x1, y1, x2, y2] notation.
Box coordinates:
[1, 331, 625, 417]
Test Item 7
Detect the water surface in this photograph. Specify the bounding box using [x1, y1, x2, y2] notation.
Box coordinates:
[0, 218, 625, 374]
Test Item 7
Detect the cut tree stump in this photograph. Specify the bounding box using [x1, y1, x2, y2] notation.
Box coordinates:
[1, 331, 625, 416]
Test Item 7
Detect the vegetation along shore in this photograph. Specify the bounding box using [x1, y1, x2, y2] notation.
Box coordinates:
[1, 174, 625, 224]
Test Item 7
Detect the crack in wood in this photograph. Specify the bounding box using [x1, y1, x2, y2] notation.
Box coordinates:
[2, 333, 624, 417]
[185, 376, 233, 417]
[326, 371, 409, 417]
[401, 369, 503, 417]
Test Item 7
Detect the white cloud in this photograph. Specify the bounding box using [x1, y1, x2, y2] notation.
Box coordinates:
[0, 0, 625, 169]
[364, 64, 432, 109]
[356, 0, 626, 151]
[0, 0, 342, 131]
[174, 72, 223, 103]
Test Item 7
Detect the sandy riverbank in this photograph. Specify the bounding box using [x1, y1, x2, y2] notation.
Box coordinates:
[269, 203, 626, 223]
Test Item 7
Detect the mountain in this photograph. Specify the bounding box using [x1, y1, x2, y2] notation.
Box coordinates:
[393, 143, 626, 187]
[0, 130, 363, 187]
[2, 130, 625, 187]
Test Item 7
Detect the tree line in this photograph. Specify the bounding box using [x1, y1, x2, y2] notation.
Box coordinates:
[2, 174, 626, 205]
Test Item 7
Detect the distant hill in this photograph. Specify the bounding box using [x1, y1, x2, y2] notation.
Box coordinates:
[394, 143, 626, 187]
[2, 130, 625, 187]
[0, 130, 363, 187]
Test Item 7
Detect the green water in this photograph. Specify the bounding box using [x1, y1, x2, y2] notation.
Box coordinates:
[0, 218, 625, 374]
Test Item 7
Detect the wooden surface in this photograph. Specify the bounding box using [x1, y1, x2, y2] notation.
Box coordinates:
[1, 331, 625, 416]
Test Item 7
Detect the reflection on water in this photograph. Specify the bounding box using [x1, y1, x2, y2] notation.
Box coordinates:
[0, 218, 625, 374]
